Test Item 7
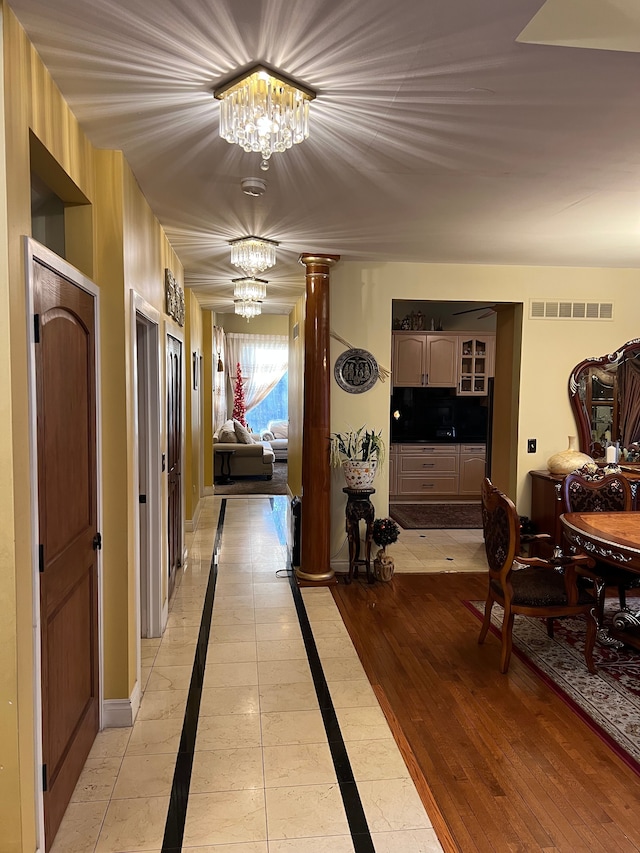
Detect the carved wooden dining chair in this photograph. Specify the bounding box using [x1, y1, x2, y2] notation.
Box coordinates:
[562, 472, 638, 610]
[479, 478, 600, 674]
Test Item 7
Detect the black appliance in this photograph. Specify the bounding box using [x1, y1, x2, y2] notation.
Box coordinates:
[390, 386, 490, 444]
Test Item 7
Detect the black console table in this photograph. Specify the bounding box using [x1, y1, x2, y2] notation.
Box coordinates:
[343, 487, 376, 584]
[216, 449, 236, 485]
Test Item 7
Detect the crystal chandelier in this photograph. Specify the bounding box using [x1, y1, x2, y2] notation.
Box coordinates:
[233, 276, 267, 302]
[230, 236, 278, 277]
[234, 299, 262, 320]
[214, 64, 315, 165]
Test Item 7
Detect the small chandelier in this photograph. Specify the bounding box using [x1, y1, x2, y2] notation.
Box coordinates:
[214, 64, 315, 166]
[234, 299, 262, 321]
[230, 236, 278, 277]
[233, 276, 267, 301]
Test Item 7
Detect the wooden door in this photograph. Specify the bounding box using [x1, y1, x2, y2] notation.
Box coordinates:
[167, 334, 182, 598]
[392, 333, 426, 386]
[34, 261, 99, 850]
[426, 335, 458, 386]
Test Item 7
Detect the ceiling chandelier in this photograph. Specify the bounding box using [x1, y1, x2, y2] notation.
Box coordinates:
[214, 64, 315, 168]
[233, 276, 267, 301]
[230, 236, 278, 277]
[234, 299, 262, 321]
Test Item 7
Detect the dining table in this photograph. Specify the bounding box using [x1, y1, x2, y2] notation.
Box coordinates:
[561, 510, 640, 649]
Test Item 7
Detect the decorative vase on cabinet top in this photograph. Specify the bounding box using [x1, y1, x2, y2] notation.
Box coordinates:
[547, 436, 594, 475]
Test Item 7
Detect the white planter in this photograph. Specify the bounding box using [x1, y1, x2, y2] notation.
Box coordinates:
[343, 459, 377, 489]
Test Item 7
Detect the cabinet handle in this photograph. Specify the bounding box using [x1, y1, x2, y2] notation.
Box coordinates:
[422, 463, 434, 468]
[422, 483, 434, 488]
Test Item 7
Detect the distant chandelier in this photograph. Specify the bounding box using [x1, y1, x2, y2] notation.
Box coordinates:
[234, 299, 262, 320]
[214, 64, 315, 165]
[230, 236, 278, 277]
[233, 276, 267, 301]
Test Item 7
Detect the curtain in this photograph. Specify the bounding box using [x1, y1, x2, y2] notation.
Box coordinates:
[212, 325, 227, 430]
[226, 333, 288, 415]
[618, 356, 640, 448]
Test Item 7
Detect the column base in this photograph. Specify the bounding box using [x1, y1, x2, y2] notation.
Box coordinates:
[295, 567, 337, 585]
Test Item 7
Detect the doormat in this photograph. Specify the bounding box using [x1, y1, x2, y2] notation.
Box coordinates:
[389, 503, 482, 529]
[465, 598, 640, 777]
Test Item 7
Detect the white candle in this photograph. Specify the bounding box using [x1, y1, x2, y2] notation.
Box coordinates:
[606, 444, 617, 464]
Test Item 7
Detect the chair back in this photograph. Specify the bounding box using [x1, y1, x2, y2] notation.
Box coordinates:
[562, 473, 632, 514]
[481, 478, 520, 580]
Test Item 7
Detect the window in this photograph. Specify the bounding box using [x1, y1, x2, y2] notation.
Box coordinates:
[247, 372, 288, 434]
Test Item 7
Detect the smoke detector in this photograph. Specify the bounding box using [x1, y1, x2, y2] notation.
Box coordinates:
[241, 176, 267, 197]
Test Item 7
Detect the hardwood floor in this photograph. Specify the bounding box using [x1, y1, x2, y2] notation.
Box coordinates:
[333, 572, 640, 853]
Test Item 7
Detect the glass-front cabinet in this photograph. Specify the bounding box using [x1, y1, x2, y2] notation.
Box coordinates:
[457, 336, 495, 395]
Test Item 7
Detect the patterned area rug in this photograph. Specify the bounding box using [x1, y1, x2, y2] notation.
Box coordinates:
[215, 462, 288, 496]
[466, 597, 640, 775]
[390, 502, 482, 529]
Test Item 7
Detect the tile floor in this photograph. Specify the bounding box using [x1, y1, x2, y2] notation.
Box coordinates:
[51, 495, 484, 853]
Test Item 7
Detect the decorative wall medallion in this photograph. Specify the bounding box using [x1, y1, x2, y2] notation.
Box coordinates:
[334, 348, 379, 393]
[165, 268, 185, 326]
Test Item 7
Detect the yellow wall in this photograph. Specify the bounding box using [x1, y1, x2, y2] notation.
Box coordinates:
[218, 313, 289, 335]
[202, 310, 214, 490]
[288, 296, 305, 498]
[330, 260, 640, 562]
[184, 289, 204, 523]
[1, 7, 191, 849]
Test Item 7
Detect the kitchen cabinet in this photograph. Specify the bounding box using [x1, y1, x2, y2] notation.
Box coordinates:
[459, 444, 487, 494]
[392, 331, 494, 391]
[457, 336, 495, 396]
[392, 333, 458, 387]
[391, 443, 486, 499]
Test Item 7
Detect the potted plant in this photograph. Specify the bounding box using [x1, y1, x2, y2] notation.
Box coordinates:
[329, 426, 385, 489]
[372, 517, 400, 581]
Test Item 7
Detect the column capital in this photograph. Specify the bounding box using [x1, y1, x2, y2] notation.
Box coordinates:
[298, 254, 340, 271]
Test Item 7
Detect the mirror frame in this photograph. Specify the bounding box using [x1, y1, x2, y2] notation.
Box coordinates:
[569, 338, 640, 458]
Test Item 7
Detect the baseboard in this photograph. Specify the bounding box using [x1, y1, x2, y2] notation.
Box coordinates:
[102, 679, 142, 727]
[203, 485, 214, 496]
[184, 497, 202, 533]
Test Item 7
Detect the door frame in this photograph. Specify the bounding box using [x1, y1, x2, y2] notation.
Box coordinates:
[165, 322, 186, 579]
[24, 237, 103, 853]
[131, 292, 162, 642]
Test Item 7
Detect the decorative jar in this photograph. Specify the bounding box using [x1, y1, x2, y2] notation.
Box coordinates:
[547, 435, 594, 475]
[342, 460, 377, 489]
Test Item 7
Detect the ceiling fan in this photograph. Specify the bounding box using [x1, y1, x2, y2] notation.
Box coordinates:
[452, 305, 496, 320]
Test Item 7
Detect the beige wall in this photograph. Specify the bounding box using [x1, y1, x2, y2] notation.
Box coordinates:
[330, 260, 640, 563]
[0, 7, 192, 849]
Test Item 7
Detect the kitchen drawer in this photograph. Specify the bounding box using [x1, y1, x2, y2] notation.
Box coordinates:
[397, 475, 458, 495]
[460, 444, 486, 456]
[398, 444, 458, 455]
[400, 455, 458, 474]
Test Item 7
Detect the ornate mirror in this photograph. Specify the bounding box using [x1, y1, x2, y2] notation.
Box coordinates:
[569, 339, 640, 461]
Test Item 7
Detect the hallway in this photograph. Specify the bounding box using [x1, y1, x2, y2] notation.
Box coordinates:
[50, 495, 443, 852]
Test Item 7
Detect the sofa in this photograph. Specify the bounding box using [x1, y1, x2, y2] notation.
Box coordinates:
[261, 419, 288, 461]
[213, 419, 275, 480]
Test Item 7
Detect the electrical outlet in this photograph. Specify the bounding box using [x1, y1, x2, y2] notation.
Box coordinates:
[527, 439, 537, 453]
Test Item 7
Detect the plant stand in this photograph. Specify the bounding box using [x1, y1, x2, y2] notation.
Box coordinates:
[343, 487, 376, 584]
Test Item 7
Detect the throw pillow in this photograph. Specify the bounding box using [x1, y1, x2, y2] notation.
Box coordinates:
[234, 419, 254, 444]
[271, 421, 288, 440]
[262, 430, 275, 441]
[218, 424, 237, 443]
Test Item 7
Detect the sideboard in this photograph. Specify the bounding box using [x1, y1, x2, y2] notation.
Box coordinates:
[529, 468, 640, 555]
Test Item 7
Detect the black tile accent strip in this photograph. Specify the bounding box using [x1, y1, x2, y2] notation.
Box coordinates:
[287, 571, 375, 853]
[161, 500, 226, 851]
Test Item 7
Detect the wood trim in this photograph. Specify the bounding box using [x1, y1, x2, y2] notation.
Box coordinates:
[373, 684, 460, 853]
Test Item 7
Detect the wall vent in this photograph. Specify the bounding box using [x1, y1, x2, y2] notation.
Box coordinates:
[530, 300, 613, 320]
